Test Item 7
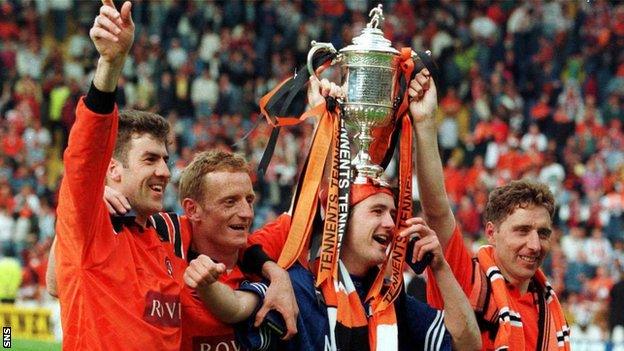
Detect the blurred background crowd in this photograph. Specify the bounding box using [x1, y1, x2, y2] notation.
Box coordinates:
[0, 0, 623, 348]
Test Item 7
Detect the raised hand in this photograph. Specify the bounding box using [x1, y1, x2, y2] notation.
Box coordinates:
[183, 255, 227, 289]
[90, 0, 135, 63]
[398, 217, 445, 272]
[408, 69, 438, 123]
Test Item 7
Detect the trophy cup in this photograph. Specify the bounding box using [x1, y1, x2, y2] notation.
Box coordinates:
[307, 4, 430, 184]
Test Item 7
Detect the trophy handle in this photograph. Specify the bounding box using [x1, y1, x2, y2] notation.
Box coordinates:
[307, 41, 338, 79]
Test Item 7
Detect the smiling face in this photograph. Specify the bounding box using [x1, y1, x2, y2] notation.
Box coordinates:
[190, 171, 255, 255]
[110, 133, 170, 219]
[486, 205, 552, 291]
[341, 192, 396, 276]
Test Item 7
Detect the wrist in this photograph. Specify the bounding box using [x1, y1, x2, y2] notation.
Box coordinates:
[413, 117, 436, 130]
[99, 55, 126, 67]
[93, 57, 125, 92]
[430, 259, 450, 276]
[195, 281, 214, 297]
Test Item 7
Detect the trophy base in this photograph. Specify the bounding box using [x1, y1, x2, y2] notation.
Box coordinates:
[353, 163, 384, 184]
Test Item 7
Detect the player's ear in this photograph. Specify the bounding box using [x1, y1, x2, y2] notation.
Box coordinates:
[485, 221, 496, 246]
[182, 198, 201, 221]
[108, 158, 122, 182]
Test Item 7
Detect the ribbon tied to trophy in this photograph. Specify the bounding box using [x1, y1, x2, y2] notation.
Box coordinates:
[257, 3, 439, 316]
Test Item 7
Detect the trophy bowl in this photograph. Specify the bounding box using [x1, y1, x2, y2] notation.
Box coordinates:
[307, 4, 403, 183]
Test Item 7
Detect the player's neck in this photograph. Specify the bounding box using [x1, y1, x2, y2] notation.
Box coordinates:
[341, 253, 369, 277]
[494, 257, 531, 294]
[134, 214, 148, 228]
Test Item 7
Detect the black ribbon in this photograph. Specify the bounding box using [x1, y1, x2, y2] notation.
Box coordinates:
[380, 50, 440, 170]
[257, 50, 338, 178]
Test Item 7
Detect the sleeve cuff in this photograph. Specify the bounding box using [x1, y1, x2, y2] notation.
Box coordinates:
[84, 81, 116, 114]
[240, 244, 273, 276]
[238, 280, 269, 298]
[234, 281, 286, 346]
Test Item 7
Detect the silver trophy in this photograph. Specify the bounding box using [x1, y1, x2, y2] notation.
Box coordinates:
[307, 4, 429, 184]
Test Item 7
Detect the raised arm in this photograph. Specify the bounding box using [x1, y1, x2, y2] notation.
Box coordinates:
[91, 0, 135, 93]
[56, 0, 135, 248]
[409, 70, 456, 249]
[184, 254, 259, 323]
[400, 218, 481, 351]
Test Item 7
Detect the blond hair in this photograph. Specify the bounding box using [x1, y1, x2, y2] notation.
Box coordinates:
[179, 151, 250, 203]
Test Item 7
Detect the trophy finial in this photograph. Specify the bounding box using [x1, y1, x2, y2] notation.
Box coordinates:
[367, 4, 384, 29]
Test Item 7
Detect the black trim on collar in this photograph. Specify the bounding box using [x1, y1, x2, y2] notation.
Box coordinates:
[111, 210, 152, 232]
[187, 247, 199, 263]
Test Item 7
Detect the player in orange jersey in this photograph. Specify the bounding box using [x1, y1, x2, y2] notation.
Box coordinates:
[51, 2, 297, 350]
[409, 61, 571, 350]
[54, 1, 184, 349]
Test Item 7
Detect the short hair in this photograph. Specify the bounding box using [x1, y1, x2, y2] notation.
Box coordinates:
[114, 110, 170, 164]
[484, 180, 555, 227]
[179, 150, 250, 203]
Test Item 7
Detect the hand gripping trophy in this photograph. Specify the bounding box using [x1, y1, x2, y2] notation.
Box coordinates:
[306, 4, 433, 184]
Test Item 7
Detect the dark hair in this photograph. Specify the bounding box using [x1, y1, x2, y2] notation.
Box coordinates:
[179, 150, 250, 203]
[484, 180, 555, 226]
[113, 110, 170, 164]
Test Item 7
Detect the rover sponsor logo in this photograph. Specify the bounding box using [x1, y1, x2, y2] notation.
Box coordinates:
[143, 291, 181, 327]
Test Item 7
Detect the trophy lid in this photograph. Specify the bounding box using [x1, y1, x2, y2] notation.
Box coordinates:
[340, 4, 399, 55]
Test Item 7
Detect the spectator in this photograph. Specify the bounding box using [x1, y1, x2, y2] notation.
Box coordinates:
[585, 227, 614, 269]
[190, 68, 218, 117]
[0, 248, 22, 303]
[521, 123, 548, 152]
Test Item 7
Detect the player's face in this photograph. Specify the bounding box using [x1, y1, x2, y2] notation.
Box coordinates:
[195, 171, 255, 251]
[486, 205, 552, 288]
[118, 134, 170, 217]
[341, 193, 396, 274]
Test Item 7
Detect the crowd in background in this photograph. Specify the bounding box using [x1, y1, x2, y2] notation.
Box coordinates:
[0, 0, 623, 346]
